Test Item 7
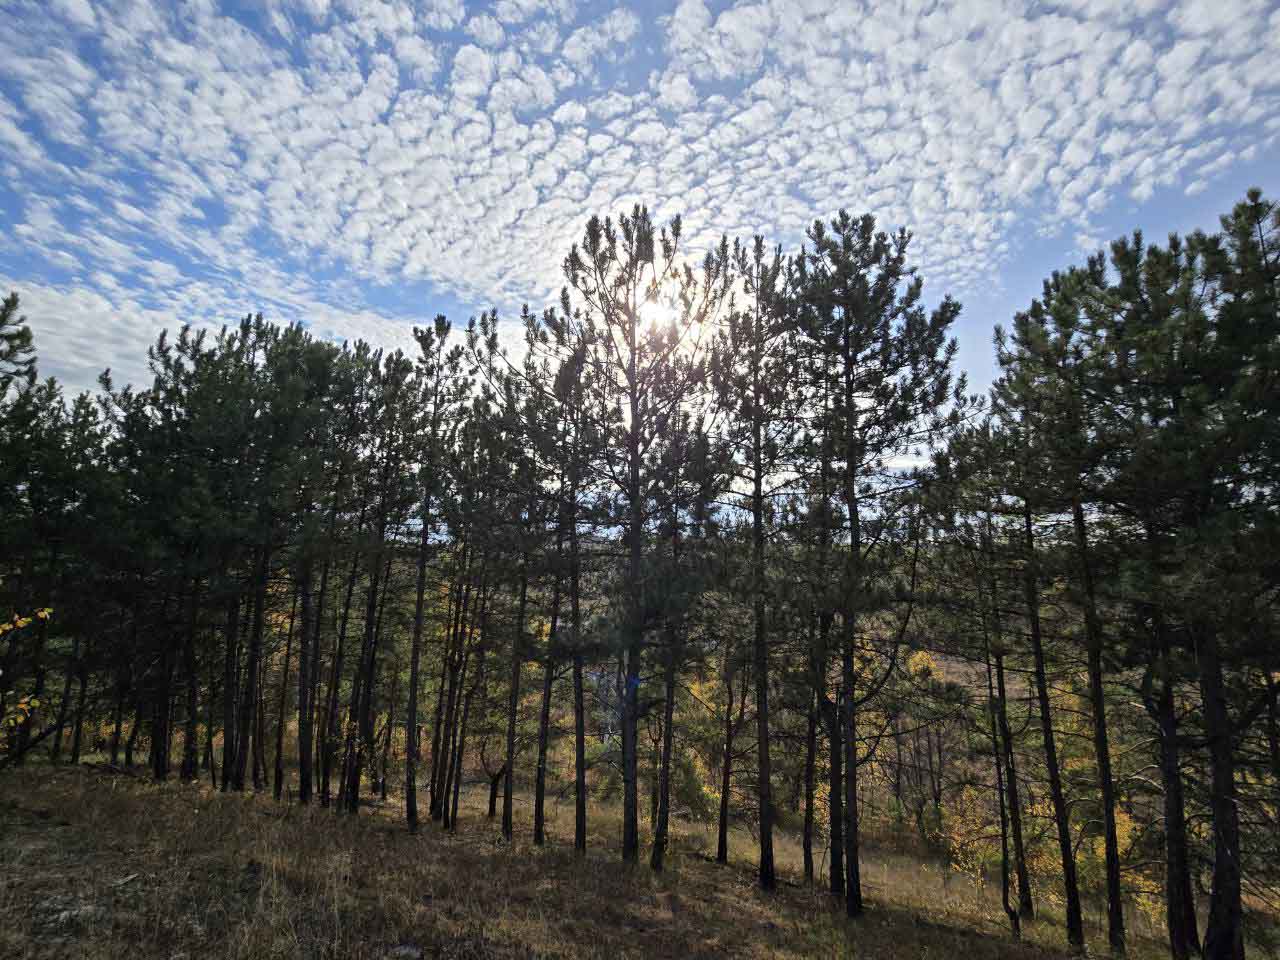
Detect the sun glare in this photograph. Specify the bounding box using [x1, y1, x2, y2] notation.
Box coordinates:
[638, 300, 679, 331]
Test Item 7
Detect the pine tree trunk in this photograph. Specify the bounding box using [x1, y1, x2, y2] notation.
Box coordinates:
[985, 634, 1021, 939]
[715, 657, 737, 865]
[827, 694, 844, 897]
[109, 677, 124, 766]
[345, 542, 389, 814]
[405, 495, 432, 832]
[751, 398, 775, 891]
[433, 565, 467, 819]
[533, 654, 555, 846]
[321, 550, 361, 807]
[437, 642, 462, 822]
[449, 639, 483, 832]
[842, 653, 862, 917]
[254, 670, 267, 789]
[235, 544, 271, 791]
[1022, 501, 1084, 949]
[181, 582, 202, 782]
[488, 766, 502, 818]
[534, 552, 562, 847]
[221, 591, 240, 792]
[427, 648, 449, 818]
[153, 633, 175, 782]
[1154, 651, 1200, 960]
[297, 557, 314, 805]
[69, 663, 87, 765]
[303, 551, 330, 803]
[1072, 497, 1125, 954]
[503, 562, 529, 841]
[380, 672, 396, 801]
[205, 669, 217, 788]
[124, 703, 140, 768]
[802, 692, 816, 885]
[441, 649, 469, 829]
[568, 446, 587, 854]
[1197, 627, 1245, 960]
[994, 650, 1034, 919]
[573, 649, 587, 851]
[51, 632, 77, 762]
[273, 590, 297, 801]
[649, 649, 677, 871]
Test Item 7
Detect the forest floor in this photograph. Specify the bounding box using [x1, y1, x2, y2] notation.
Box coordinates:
[1, 764, 1169, 959]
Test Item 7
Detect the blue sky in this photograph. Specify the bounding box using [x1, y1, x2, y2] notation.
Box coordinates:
[1, 0, 1277, 396]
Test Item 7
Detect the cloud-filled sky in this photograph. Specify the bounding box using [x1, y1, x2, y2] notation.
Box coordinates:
[2, 0, 1277, 395]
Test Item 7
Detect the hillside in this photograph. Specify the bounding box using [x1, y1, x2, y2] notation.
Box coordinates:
[2, 765, 1169, 960]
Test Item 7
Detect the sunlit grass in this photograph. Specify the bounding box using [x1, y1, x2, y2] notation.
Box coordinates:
[0, 759, 1182, 959]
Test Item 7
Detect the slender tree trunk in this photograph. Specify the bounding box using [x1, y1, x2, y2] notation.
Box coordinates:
[533, 653, 555, 846]
[503, 561, 529, 841]
[568, 441, 587, 854]
[405, 493, 432, 832]
[205, 669, 218, 788]
[715, 656, 738, 865]
[449, 631, 484, 832]
[827, 693, 844, 897]
[428, 647, 450, 818]
[802, 691, 817, 885]
[51, 633, 78, 762]
[983, 517, 1035, 920]
[296, 556, 314, 805]
[1022, 500, 1084, 949]
[153, 631, 175, 782]
[124, 702, 140, 768]
[437, 638, 463, 821]
[534, 547, 563, 847]
[441, 648, 470, 829]
[488, 764, 503, 817]
[623, 363, 643, 866]
[985, 632, 1021, 939]
[649, 648, 677, 871]
[321, 550, 361, 807]
[842, 654, 862, 917]
[180, 581, 202, 782]
[380, 671, 396, 801]
[751, 398, 776, 890]
[254, 670, 267, 789]
[1197, 627, 1244, 960]
[109, 677, 125, 765]
[345, 538, 389, 814]
[235, 543, 271, 792]
[221, 591, 240, 792]
[302, 550, 330, 803]
[433, 563, 468, 819]
[1154, 648, 1200, 960]
[273, 590, 297, 801]
[1072, 497, 1125, 954]
[572, 648, 587, 851]
[69, 662, 87, 764]
[994, 650, 1034, 919]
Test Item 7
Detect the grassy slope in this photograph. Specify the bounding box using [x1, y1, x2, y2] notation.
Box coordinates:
[1, 766, 1160, 959]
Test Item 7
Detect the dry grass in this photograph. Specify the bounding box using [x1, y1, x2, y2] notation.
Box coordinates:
[1, 764, 1162, 959]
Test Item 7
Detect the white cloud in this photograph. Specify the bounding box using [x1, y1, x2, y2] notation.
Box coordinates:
[0, 0, 1275, 396]
[450, 43, 494, 100]
[560, 7, 641, 70]
[466, 14, 506, 48]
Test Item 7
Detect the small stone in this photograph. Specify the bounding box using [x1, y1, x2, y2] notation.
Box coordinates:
[385, 945, 422, 960]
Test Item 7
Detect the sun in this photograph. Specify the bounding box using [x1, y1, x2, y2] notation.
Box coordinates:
[637, 299, 679, 331]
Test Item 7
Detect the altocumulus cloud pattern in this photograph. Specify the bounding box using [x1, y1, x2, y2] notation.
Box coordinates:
[1, 0, 1277, 390]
